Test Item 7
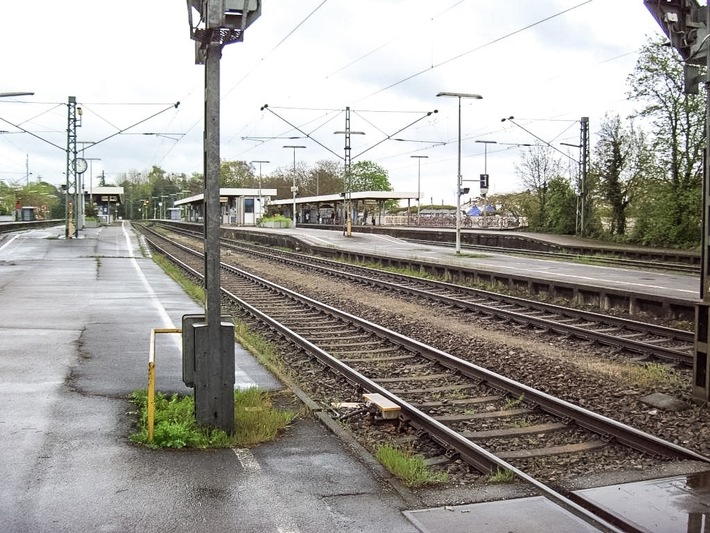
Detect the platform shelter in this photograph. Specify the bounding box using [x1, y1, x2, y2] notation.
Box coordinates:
[174, 187, 278, 226]
[86, 186, 124, 225]
[267, 191, 418, 225]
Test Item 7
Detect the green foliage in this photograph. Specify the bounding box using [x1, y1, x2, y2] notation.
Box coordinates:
[504, 394, 524, 410]
[220, 160, 255, 187]
[621, 36, 705, 247]
[234, 388, 296, 447]
[130, 390, 231, 448]
[349, 160, 393, 192]
[375, 444, 448, 487]
[540, 176, 576, 234]
[129, 388, 295, 449]
[489, 467, 516, 483]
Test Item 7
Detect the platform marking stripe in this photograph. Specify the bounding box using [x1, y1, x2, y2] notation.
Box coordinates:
[122, 222, 175, 329]
[0, 234, 19, 252]
[233, 448, 302, 533]
[233, 448, 261, 473]
[122, 220, 135, 258]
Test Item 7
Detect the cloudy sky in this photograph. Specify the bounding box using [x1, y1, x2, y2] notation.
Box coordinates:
[0, 0, 663, 204]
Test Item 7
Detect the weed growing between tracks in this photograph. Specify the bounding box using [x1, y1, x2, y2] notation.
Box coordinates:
[129, 388, 296, 449]
[488, 467, 516, 484]
[376, 444, 448, 487]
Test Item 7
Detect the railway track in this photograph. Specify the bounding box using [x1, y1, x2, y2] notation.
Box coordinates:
[139, 225, 709, 533]
[153, 222, 696, 367]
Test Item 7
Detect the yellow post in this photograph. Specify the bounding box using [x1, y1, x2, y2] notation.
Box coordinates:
[147, 328, 182, 443]
[148, 360, 156, 442]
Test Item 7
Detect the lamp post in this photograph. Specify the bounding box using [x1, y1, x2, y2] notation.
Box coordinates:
[283, 146, 305, 227]
[410, 155, 428, 226]
[436, 92, 483, 254]
[251, 160, 269, 220]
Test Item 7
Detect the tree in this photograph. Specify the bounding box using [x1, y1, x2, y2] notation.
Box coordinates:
[514, 145, 562, 231]
[304, 160, 342, 196]
[626, 36, 705, 247]
[593, 114, 630, 236]
[349, 160, 392, 192]
[543, 176, 577, 234]
[220, 160, 254, 187]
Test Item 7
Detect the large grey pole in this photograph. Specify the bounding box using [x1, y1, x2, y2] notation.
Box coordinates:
[195, 40, 234, 433]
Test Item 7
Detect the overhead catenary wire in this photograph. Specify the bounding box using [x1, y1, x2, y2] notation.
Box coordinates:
[356, 0, 595, 103]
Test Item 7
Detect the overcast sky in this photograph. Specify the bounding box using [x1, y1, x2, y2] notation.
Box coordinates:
[0, 0, 664, 205]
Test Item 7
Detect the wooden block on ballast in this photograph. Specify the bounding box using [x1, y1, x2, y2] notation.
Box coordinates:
[363, 393, 401, 419]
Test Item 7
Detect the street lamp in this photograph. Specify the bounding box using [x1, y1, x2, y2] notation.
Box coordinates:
[251, 160, 269, 220]
[410, 155, 428, 226]
[283, 146, 305, 227]
[436, 91, 483, 254]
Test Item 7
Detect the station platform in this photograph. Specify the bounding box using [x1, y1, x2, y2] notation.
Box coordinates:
[242, 224, 698, 302]
[1, 221, 709, 532]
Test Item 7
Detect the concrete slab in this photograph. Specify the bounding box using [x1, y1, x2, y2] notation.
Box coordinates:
[573, 471, 710, 533]
[404, 497, 600, 533]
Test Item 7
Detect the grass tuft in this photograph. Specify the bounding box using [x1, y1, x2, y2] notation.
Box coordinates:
[375, 444, 448, 487]
[488, 467, 516, 483]
[129, 387, 295, 449]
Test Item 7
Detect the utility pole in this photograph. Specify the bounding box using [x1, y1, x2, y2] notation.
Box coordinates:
[334, 107, 365, 237]
[185, 0, 261, 432]
[65, 97, 78, 238]
[579, 117, 589, 236]
[644, 0, 710, 401]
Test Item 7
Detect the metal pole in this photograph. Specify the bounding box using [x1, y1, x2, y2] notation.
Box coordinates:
[411, 155, 428, 226]
[251, 160, 269, 220]
[283, 146, 305, 227]
[292, 149, 297, 227]
[456, 96, 462, 254]
[580, 117, 589, 237]
[437, 92, 482, 254]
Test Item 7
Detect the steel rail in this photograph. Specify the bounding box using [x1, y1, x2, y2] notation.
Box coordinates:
[148, 222, 695, 364]
[142, 228, 707, 464]
[208, 233, 696, 366]
[142, 231, 627, 532]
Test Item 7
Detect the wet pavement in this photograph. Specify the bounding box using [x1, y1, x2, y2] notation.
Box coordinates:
[573, 471, 710, 533]
[0, 223, 418, 532]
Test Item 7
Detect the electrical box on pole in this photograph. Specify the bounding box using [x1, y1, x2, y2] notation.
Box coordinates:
[188, 0, 260, 64]
[185, 0, 261, 432]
